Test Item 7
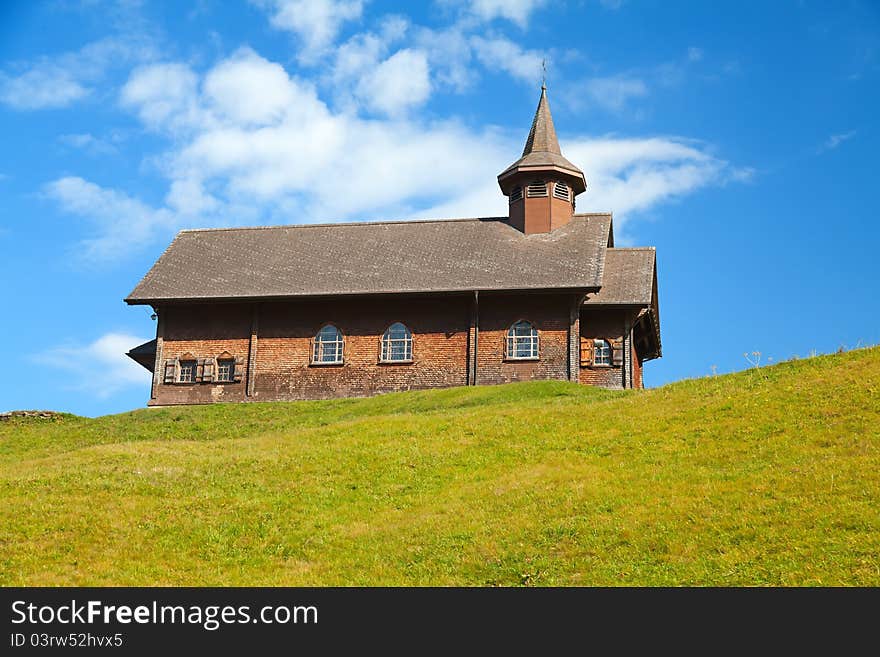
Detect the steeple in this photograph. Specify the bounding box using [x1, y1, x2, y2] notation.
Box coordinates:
[522, 85, 561, 156]
[498, 86, 587, 234]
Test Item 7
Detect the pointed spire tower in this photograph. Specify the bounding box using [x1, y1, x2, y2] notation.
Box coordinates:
[498, 85, 587, 234]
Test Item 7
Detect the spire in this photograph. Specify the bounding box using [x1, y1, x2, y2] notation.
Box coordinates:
[497, 86, 586, 196]
[497, 85, 588, 234]
[521, 85, 561, 157]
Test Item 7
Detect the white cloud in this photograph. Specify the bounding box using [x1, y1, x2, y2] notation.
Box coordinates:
[470, 36, 544, 85]
[259, 0, 364, 59]
[567, 137, 728, 222]
[450, 0, 548, 27]
[34, 332, 152, 399]
[819, 130, 856, 153]
[421, 136, 737, 234]
[356, 49, 431, 115]
[328, 32, 431, 114]
[0, 36, 157, 110]
[44, 176, 175, 263]
[58, 133, 117, 155]
[332, 32, 387, 87]
[579, 75, 649, 112]
[49, 48, 742, 264]
[688, 47, 703, 62]
[0, 68, 88, 110]
[412, 25, 475, 92]
[203, 47, 301, 125]
[120, 62, 203, 132]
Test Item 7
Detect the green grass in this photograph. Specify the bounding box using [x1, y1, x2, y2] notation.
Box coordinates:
[2, 348, 879, 586]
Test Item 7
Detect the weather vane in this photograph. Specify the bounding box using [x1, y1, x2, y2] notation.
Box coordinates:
[541, 58, 546, 89]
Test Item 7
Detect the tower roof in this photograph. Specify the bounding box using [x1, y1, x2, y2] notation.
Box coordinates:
[522, 85, 561, 156]
[498, 86, 587, 195]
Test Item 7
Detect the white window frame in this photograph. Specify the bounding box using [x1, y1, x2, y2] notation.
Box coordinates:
[216, 358, 235, 382]
[178, 359, 196, 383]
[593, 339, 612, 366]
[506, 320, 539, 360]
[380, 322, 413, 363]
[312, 324, 345, 365]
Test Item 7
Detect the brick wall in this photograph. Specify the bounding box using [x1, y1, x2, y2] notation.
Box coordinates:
[150, 293, 624, 405]
[631, 340, 643, 389]
[475, 293, 572, 384]
[254, 296, 470, 400]
[579, 307, 627, 389]
[153, 303, 252, 405]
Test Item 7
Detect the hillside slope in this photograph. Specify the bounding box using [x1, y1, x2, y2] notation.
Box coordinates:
[1, 348, 878, 586]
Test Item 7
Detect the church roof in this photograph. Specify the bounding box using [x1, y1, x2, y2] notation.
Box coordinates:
[523, 85, 562, 156]
[584, 247, 661, 360]
[584, 248, 656, 305]
[125, 214, 613, 304]
[498, 86, 586, 193]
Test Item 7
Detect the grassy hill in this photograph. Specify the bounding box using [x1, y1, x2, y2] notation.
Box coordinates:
[1, 348, 878, 586]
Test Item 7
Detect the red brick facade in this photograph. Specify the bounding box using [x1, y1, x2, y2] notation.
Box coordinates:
[578, 307, 646, 390]
[149, 292, 615, 405]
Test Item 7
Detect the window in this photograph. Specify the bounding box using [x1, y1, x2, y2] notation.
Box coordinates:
[312, 324, 344, 364]
[510, 185, 523, 202]
[553, 181, 570, 201]
[178, 360, 196, 383]
[216, 358, 235, 382]
[506, 320, 539, 360]
[526, 180, 547, 197]
[593, 339, 612, 366]
[381, 322, 413, 362]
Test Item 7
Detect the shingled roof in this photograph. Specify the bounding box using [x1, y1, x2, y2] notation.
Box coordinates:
[497, 86, 586, 194]
[125, 214, 612, 304]
[584, 248, 656, 305]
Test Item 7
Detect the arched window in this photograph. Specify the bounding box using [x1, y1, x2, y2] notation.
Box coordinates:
[312, 324, 344, 364]
[593, 339, 612, 366]
[506, 320, 539, 360]
[553, 181, 570, 201]
[381, 322, 413, 362]
[510, 185, 523, 202]
[526, 180, 547, 197]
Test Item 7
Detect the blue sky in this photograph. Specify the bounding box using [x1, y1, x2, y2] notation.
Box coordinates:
[1, 0, 878, 417]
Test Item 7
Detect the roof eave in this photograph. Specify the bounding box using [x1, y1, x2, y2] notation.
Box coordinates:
[125, 285, 602, 306]
[497, 164, 587, 195]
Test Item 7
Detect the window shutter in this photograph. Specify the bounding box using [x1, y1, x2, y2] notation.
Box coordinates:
[233, 356, 245, 382]
[202, 358, 214, 383]
[163, 359, 176, 384]
[611, 338, 624, 366]
[580, 336, 593, 367]
[195, 358, 205, 382]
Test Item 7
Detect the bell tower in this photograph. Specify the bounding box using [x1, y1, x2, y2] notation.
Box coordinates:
[498, 85, 587, 234]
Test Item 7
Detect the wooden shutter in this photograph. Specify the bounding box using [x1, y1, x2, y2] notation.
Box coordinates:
[202, 358, 215, 383]
[233, 356, 245, 382]
[163, 359, 177, 384]
[580, 336, 593, 367]
[611, 338, 624, 366]
[195, 358, 205, 382]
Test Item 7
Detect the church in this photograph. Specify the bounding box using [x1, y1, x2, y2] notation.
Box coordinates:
[125, 87, 662, 405]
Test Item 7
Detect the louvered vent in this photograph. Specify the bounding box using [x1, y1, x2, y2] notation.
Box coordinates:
[510, 186, 522, 202]
[553, 182, 570, 201]
[526, 181, 547, 197]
